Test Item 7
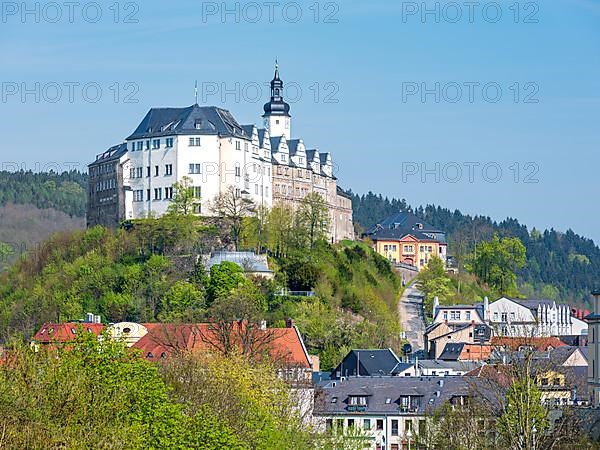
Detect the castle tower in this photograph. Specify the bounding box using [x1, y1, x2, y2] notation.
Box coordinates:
[263, 61, 291, 140]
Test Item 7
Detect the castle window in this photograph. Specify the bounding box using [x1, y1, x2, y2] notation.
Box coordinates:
[165, 164, 173, 176]
[166, 138, 174, 148]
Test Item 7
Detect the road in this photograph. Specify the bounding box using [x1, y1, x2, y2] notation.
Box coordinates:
[398, 283, 426, 351]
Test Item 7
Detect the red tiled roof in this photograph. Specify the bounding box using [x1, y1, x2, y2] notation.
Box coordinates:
[33, 323, 105, 343]
[491, 336, 567, 352]
[132, 322, 311, 368]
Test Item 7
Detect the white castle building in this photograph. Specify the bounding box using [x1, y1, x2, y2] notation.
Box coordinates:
[87, 64, 354, 242]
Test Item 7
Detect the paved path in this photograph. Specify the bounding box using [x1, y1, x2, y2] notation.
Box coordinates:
[398, 283, 426, 351]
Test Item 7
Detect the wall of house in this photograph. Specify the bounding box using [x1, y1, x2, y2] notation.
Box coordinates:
[373, 238, 446, 270]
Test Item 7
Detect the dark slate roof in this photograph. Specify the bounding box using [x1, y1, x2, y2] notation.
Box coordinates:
[287, 139, 304, 156]
[90, 143, 128, 166]
[314, 376, 490, 416]
[364, 212, 446, 243]
[257, 128, 269, 148]
[319, 153, 332, 165]
[439, 343, 465, 361]
[270, 136, 285, 151]
[332, 349, 401, 379]
[512, 298, 557, 310]
[391, 362, 414, 374]
[126, 105, 246, 140]
[534, 346, 585, 366]
[241, 124, 255, 138]
[336, 186, 352, 200]
[306, 149, 319, 162]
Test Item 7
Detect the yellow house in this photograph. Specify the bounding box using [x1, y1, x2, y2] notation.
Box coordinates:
[365, 212, 447, 270]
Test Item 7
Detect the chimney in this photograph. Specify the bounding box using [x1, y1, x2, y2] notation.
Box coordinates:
[285, 318, 295, 329]
[483, 296, 489, 321]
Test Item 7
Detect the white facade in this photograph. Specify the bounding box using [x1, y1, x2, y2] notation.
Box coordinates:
[486, 297, 588, 337]
[124, 132, 272, 219]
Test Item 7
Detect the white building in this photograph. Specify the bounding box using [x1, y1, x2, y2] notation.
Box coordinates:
[87, 64, 354, 241]
[486, 297, 588, 337]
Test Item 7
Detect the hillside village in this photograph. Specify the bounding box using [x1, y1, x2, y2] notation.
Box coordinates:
[0, 67, 598, 448]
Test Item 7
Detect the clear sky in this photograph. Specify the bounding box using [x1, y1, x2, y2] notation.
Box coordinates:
[1, 0, 599, 240]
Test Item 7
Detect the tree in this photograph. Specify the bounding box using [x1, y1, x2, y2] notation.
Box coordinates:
[417, 256, 453, 317]
[206, 261, 246, 304]
[497, 378, 549, 450]
[298, 192, 331, 249]
[167, 176, 198, 216]
[0, 330, 243, 449]
[210, 185, 255, 251]
[267, 203, 295, 257]
[159, 280, 205, 322]
[161, 351, 317, 449]
[201, 283, 277, 359]
[468, 234, 526, 295]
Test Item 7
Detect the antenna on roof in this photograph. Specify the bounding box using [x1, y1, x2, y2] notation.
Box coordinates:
[194, 80, 198, 105]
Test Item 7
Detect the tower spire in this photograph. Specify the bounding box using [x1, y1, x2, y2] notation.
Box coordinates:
[194, 80, 198, 105]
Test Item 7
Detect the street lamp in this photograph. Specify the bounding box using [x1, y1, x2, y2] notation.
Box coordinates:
[406, 429, 413, 450]
[532, 424, 537, 450]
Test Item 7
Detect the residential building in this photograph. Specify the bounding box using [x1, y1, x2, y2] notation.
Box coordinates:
[87, 64, 354, 242]
[425, 299, 492, 359]
[586, 290, 600, 406]
[485, 297, 588, 337]
[314, 376, 492, 450]
[364, 212, 447, 269]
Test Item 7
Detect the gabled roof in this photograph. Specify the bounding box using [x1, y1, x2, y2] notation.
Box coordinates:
[33, 323, 105, 343]
[126, 105, 246, 140]
[534, 346, 586, 366]
[132, 323, 311, 368]
[332, 349, 401, 378]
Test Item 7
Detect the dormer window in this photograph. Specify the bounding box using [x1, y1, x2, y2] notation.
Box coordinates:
[347, 396, 368, 412]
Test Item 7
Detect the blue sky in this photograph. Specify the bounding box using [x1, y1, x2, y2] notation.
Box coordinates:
[1, 0, 599, 241]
